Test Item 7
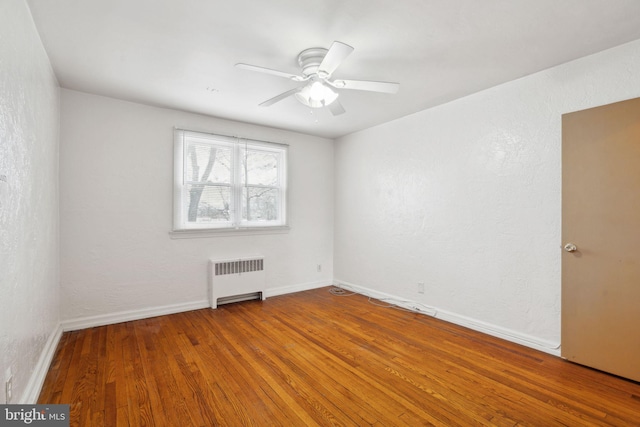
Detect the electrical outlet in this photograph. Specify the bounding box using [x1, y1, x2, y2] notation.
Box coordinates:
[418, 282, 425, 294]
[5, 375, 12, 403]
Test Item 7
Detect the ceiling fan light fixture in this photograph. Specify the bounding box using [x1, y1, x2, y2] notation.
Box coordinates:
[295, 81, 339, 108]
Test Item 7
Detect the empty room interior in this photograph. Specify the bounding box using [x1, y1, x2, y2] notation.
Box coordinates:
[2, 0, 640, 425]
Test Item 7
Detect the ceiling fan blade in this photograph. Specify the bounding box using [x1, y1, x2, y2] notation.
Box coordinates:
[328, 100, 346, 116]
[259, 87, 303, 107]
[331, 79, 399, 94]
[236, 63, 307, 81]
[318, 41, 354, 76]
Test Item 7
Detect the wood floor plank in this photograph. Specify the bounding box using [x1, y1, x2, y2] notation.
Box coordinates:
[230, 306, 374, 426]
[273, 297, 515, 425]
[191, 310, 301, 425]
[39, 287, 640, 426]
[38, 332, 73, 400]
[212, 310, 323, 425]
[235, 309, 384, 425]
[266, 314, 451, 425]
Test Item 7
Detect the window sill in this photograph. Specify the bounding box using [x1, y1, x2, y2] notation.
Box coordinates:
[169, 225, 290, 239]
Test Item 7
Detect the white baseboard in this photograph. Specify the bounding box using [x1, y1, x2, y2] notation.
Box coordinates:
[61, 280, 332, 332]
[61, 300, 210, 332]
[265, 280, 330, 298]
[21, 323, 64, 404]
[333, 280, 561, 356]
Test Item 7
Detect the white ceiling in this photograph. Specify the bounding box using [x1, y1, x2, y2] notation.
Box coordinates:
[26, 0, 640, 139]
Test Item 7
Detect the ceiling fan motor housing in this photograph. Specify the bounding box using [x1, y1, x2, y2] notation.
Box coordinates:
[297, 48, 329, 77]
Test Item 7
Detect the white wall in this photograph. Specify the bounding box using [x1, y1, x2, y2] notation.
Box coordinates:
[0, 1, 60, 403]
[334, 39, 640, 352]
[60, 90, 334, 324]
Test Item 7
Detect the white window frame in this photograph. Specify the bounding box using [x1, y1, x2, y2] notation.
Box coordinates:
[172, 129, 288, 235]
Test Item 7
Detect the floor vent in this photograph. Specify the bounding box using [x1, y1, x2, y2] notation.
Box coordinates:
[209, 257, 266, 309]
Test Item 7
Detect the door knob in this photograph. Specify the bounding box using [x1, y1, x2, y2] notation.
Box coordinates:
[564, 243, 577, 252]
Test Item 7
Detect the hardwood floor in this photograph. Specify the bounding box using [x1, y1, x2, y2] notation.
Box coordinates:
[39, 287, 640, 426]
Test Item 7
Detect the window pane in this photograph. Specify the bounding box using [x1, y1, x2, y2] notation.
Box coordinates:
[184, 184, 231, 224]
[241, 149, 279, 186]
[185, 141, 231, 183]
[242, 187, 279, 221]
[175, 129, 287, 231]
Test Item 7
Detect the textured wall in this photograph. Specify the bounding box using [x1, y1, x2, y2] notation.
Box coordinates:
[334, 39, 640, 347]
[0, 1, 60, 403]
[60, 90, 334, 321]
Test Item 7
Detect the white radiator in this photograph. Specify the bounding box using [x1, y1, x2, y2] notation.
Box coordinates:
[209, 257, 266, 309]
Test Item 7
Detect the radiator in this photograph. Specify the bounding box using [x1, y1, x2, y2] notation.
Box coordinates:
[209, 257, 266, 309]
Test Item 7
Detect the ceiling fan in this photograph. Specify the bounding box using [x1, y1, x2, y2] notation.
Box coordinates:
[236, 41, 400, 116]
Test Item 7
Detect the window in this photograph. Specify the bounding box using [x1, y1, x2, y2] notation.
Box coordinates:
[173, 129, 287, 232]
